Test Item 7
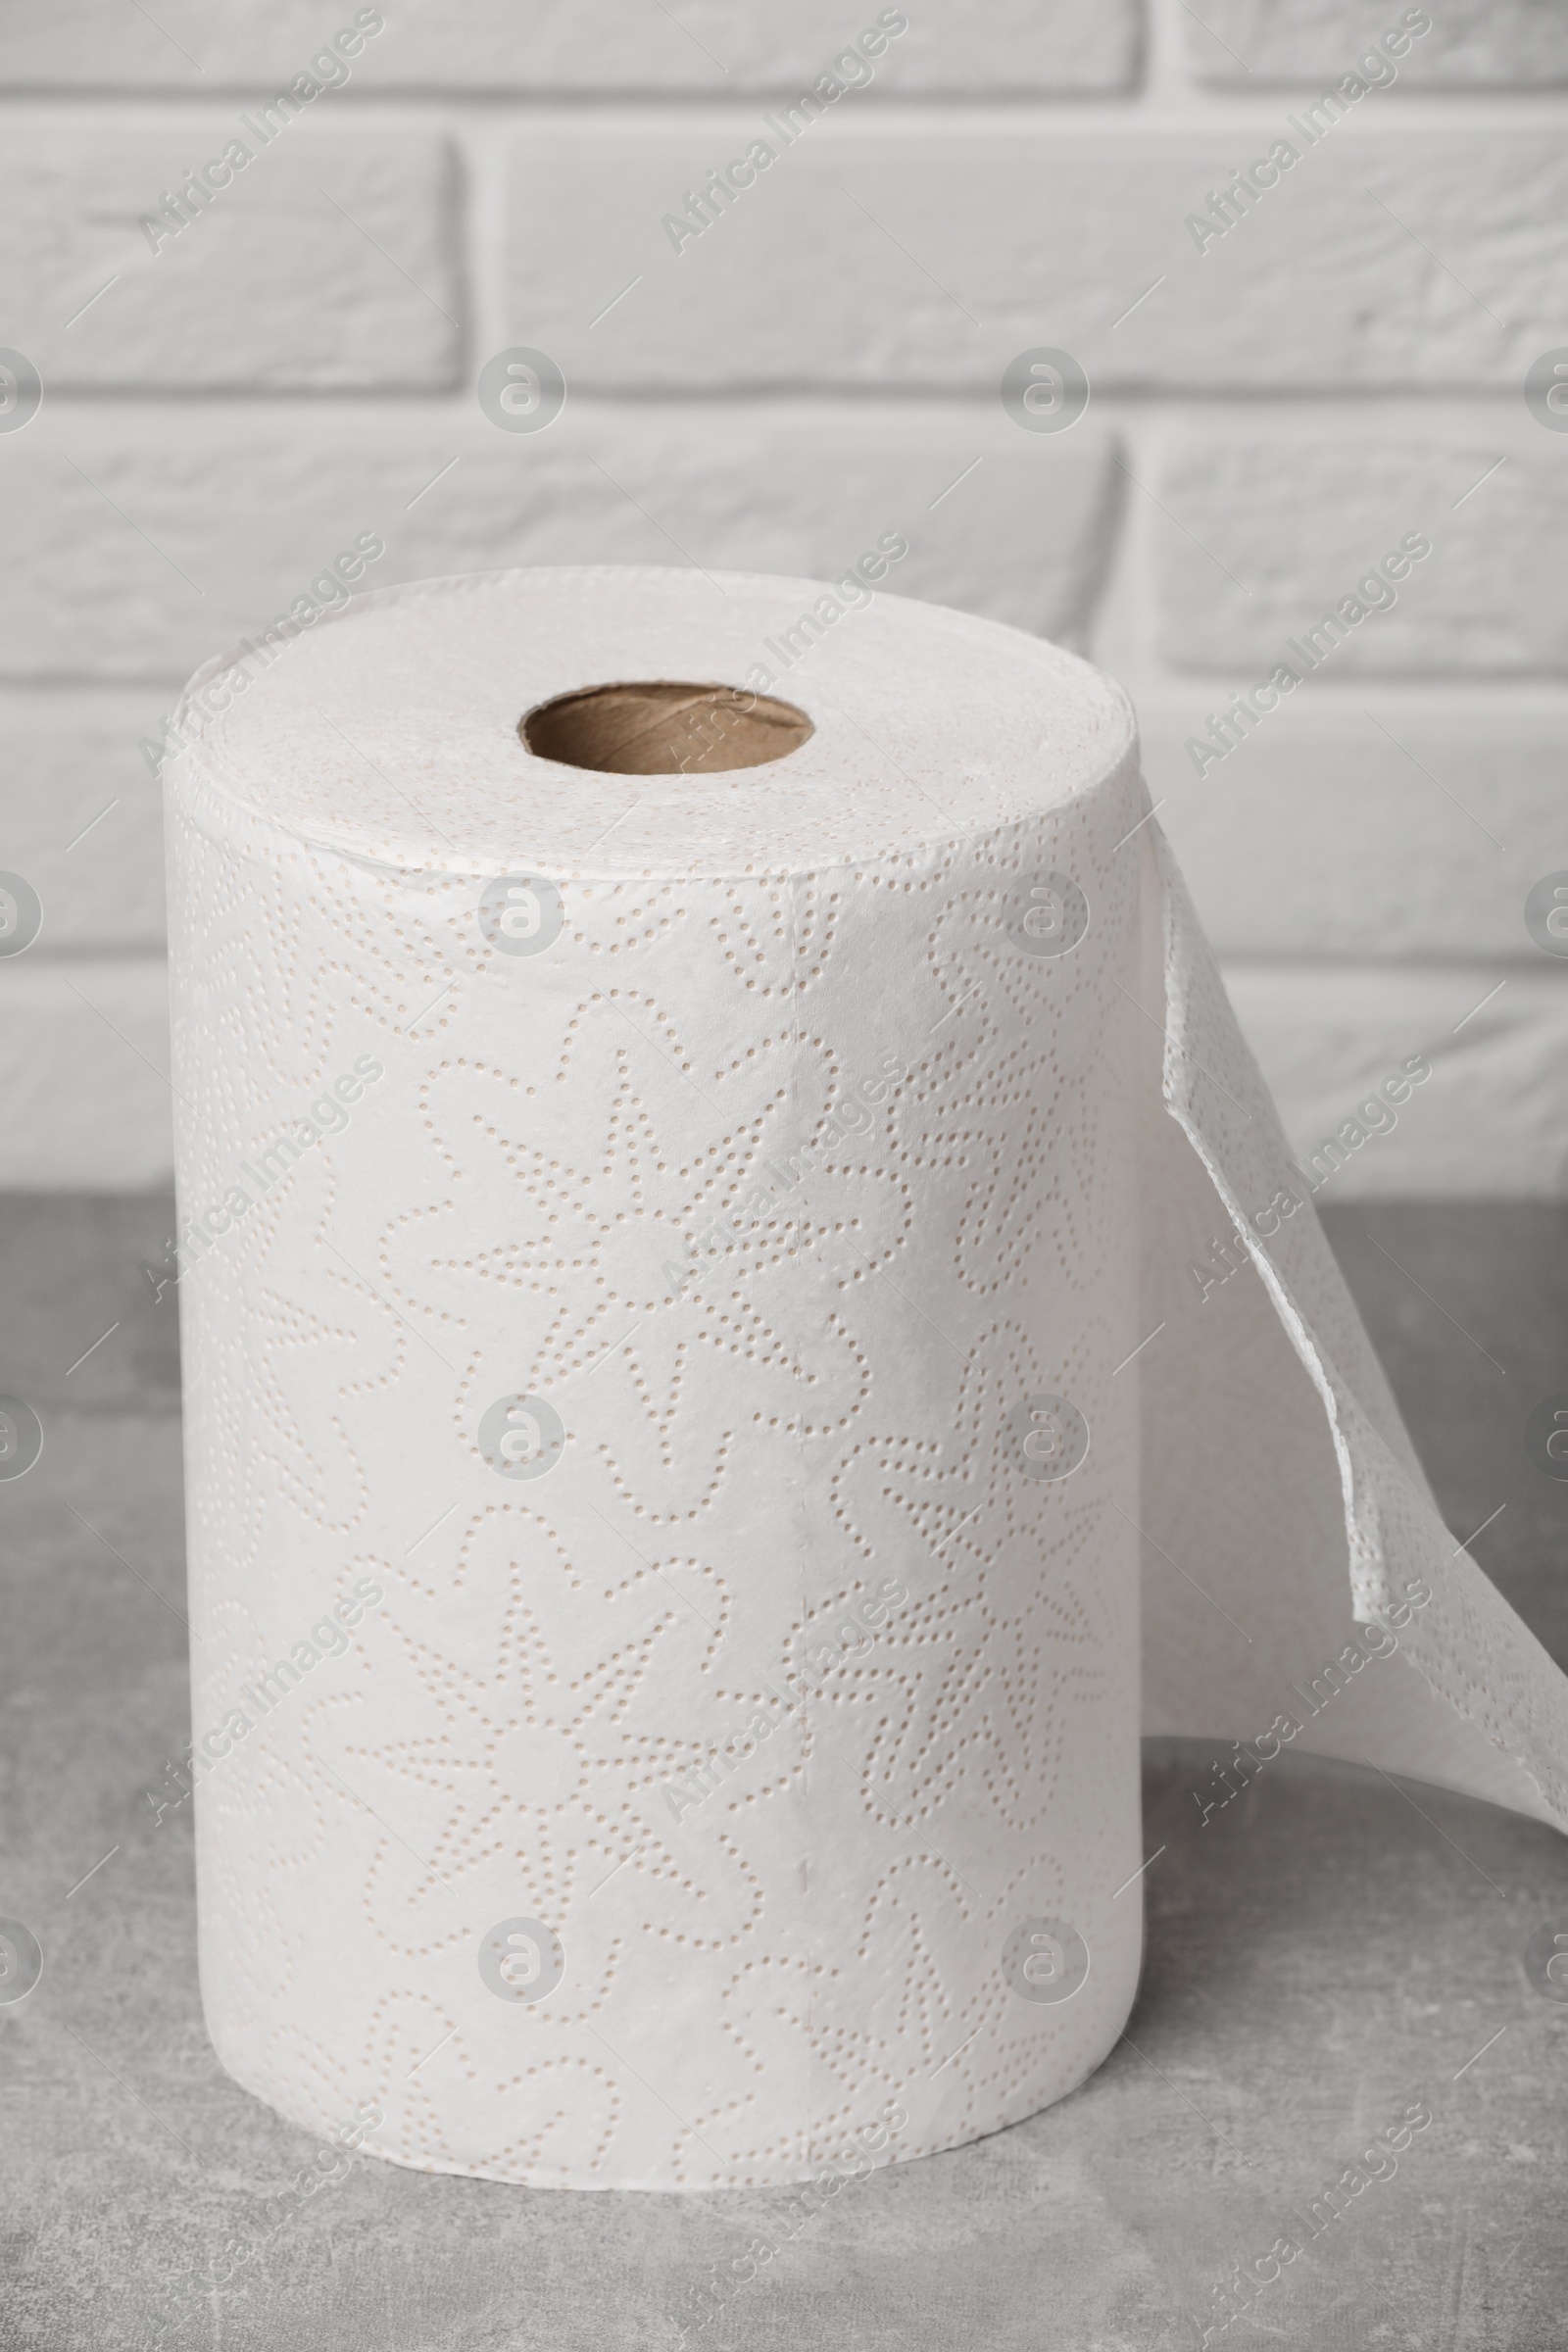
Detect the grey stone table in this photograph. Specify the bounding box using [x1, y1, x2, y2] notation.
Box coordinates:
[2, 1198, 1566, 2351]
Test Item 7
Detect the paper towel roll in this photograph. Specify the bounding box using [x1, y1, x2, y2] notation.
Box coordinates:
[164, 566, 1568, 2193]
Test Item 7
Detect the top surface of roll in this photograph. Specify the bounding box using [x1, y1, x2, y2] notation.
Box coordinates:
[171, 566, 1136, 878]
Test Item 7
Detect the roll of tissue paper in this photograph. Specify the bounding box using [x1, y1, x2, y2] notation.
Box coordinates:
[163, 566, 1568, 2192]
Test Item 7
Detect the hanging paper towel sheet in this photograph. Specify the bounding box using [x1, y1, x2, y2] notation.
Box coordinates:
[163, 567, 1568, 2192]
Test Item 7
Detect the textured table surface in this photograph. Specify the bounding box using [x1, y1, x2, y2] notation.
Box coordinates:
[2, 1197, 1566, 2352]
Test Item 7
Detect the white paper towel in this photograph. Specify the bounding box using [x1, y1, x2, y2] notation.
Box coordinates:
[164, 566, 1568, 2192]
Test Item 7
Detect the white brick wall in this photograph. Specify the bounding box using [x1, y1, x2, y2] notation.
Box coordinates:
[1, 0, 1565, 1194]
[6, 130, 460, 390]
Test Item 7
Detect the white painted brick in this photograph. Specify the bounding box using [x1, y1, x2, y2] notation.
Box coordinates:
[0, 698, 168, 951]
[1222, 962, 1568, 1198]
[504, 126, 1568, 390]
[0, 2, 1139, 94]
[1142, 704, 1568, 961]
[6, 130, 457, 391]
[0, 407, 1114, 680]
[1156, 436, 1568, 676]
[0, 957, 172, 1188]
[1186, 1, 1568, 89]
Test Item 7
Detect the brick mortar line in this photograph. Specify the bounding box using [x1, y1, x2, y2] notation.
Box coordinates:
[7, 95, 1568, 122]
[7, 394, 1558, 413]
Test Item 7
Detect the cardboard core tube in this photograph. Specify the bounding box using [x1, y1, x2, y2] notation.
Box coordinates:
[521, 680, 813, 776]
